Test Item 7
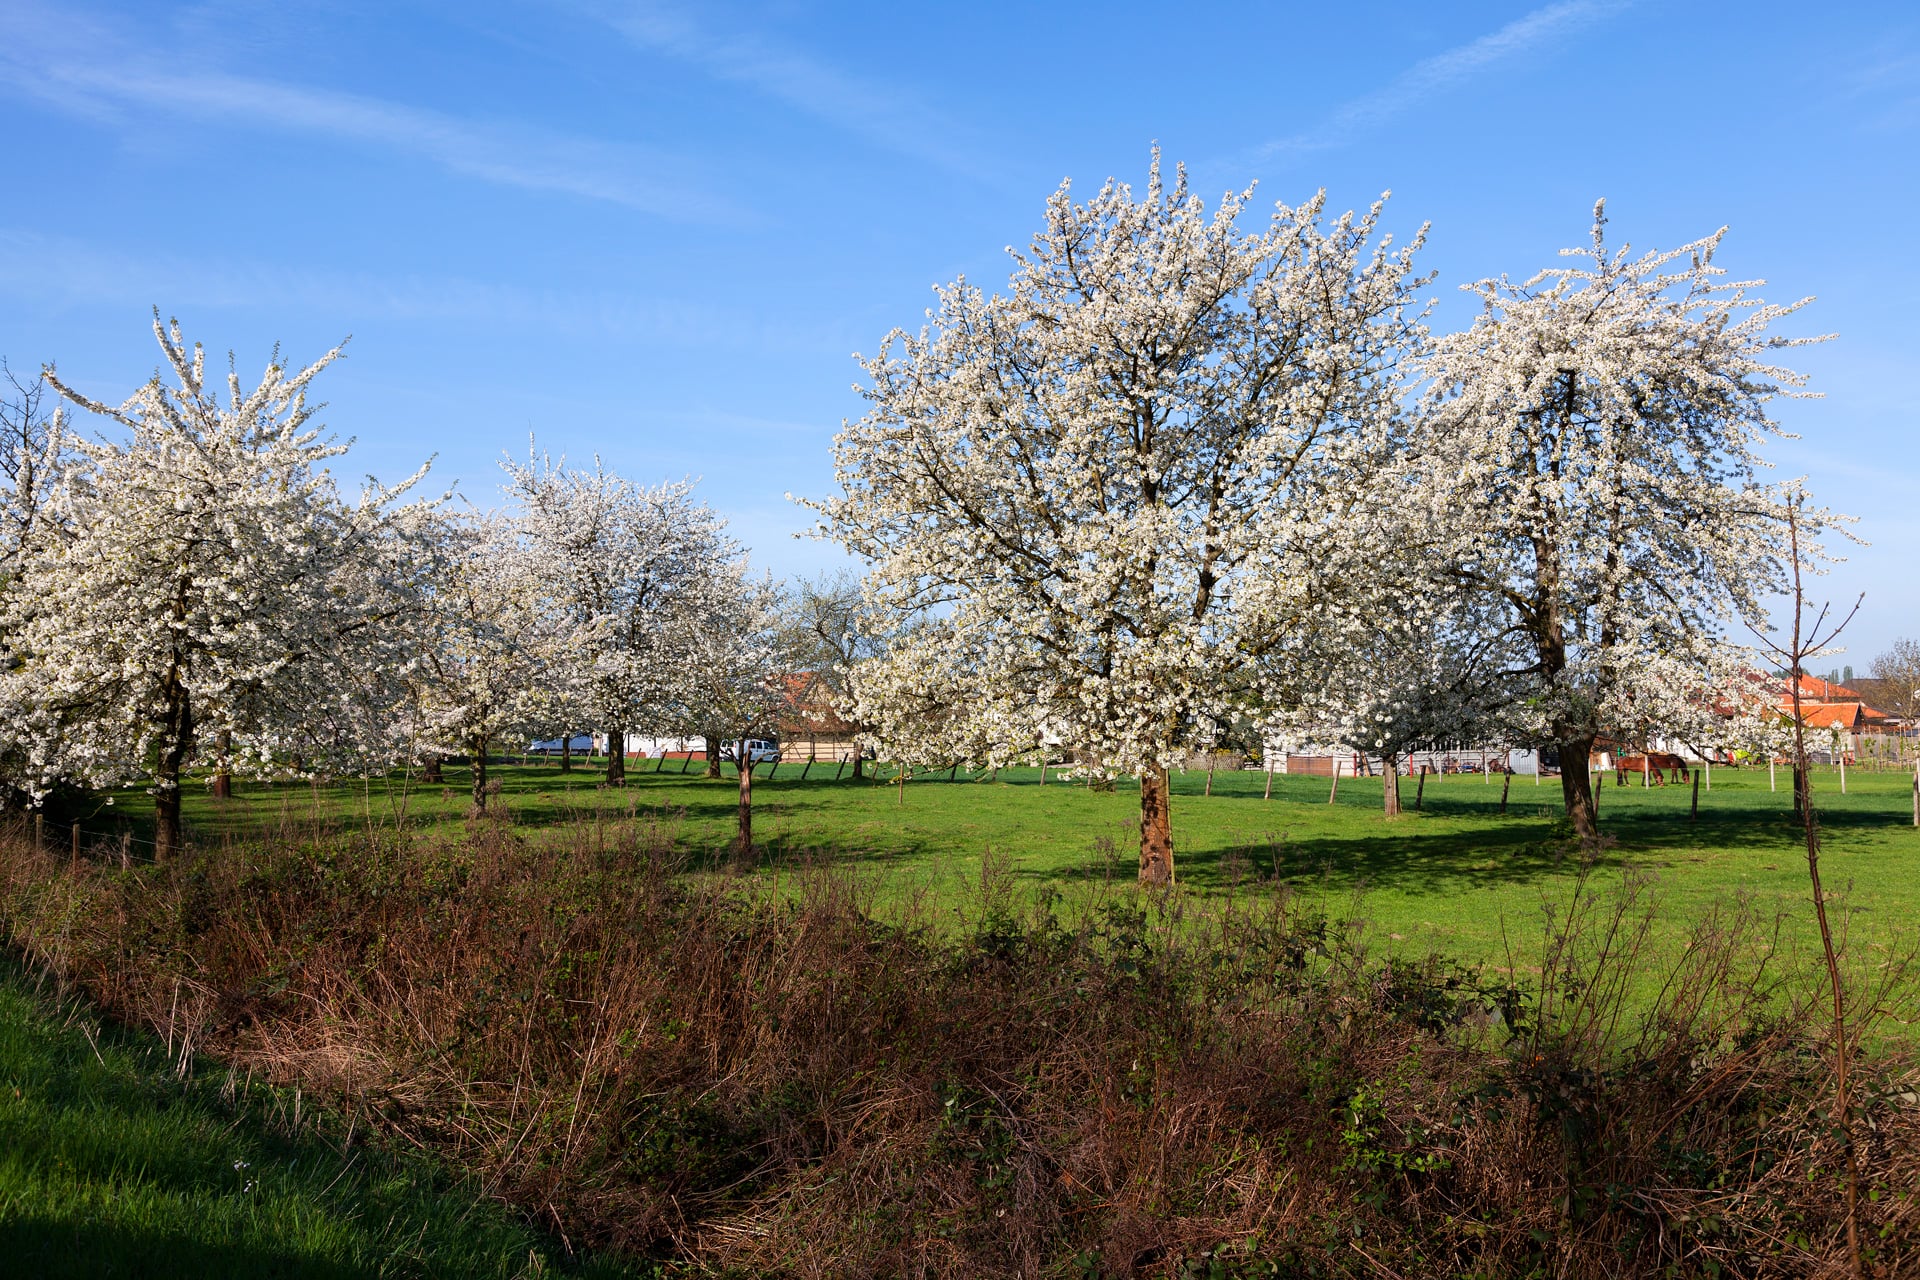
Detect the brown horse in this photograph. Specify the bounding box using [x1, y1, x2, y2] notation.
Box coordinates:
[1615, 753, 1691, 786]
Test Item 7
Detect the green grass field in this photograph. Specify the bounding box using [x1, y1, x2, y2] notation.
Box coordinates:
[0, 958, 634, 1279]
[86, 755, 1920, 968]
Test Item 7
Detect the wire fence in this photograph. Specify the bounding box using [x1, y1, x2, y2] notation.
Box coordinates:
[6, 813, 165, 865]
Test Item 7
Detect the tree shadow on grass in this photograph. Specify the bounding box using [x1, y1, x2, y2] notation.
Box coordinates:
[1008, 789, 1913, 900]
[0, 1221, 370, 1280]
[1023, 817, 1608, 898]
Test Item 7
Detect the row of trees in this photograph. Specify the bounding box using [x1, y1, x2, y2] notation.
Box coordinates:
[0, 155, 1841, 879]
[0, 324, 803, 858]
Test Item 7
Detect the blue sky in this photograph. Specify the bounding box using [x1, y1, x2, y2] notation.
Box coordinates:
[3, 1, 1916, 665]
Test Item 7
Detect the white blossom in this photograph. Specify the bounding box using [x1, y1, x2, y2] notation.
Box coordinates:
[1410, 203, 1840, 838]
[811, 152, 1428, 882]
[4, 314, 434, 854]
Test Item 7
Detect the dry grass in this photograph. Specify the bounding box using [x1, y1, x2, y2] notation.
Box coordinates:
[4, 814, 1919, 1277]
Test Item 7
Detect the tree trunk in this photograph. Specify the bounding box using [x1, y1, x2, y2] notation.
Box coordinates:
[606, 729, 625, 786]
[152, 681, 193, 862]
[560, 732, 572, 772]
[1499, 768, 1511, 814]
[211, 727, 233, 800]
[1139, 764, 1173, 885]
[470, 735, 489, 812]
[736, 739, 753, 856]
[1558, 735, 1598, 842]
[705, 731, 723, 780]
[851, 744, 864, 780]
[1382, 753, 1400, 816]
[423, 755, 444, 784]
[1415, 765, 1427, 811]
[1690, 766, 1701, 822]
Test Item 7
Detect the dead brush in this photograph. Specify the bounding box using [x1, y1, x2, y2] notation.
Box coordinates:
[2, 817, 1917, 1278]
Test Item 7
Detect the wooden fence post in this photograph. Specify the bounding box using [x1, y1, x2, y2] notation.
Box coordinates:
[34, 812, 44, 850]
[1499, 769, 1511, 814]
[1414, 765, 1426, 811]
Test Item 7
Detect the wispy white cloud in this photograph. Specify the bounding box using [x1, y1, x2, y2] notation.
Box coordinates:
[581, 0, 991, 180]
[1256, 1, 1630, 158]
[0, 2, 744, 222]
[0, 228, 855, 353]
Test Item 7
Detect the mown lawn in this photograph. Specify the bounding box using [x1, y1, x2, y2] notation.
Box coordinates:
[0, 958, 630, 1279]
[86, 756, 1920, 969]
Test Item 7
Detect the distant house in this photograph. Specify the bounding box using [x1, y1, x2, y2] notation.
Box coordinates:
[1775, 674, 1892, 759]
[775, 671, 861, 762]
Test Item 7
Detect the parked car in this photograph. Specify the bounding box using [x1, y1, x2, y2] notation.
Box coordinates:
[528, 734, 596, 756]
[717, 737, 782, 765]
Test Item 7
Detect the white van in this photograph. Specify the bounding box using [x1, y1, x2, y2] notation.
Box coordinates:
[718, 738, 781, 765]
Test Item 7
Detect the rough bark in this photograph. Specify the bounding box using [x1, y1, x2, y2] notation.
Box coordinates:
[1558, 734, 1598, 841]
[1382, 753, 1401, 816]
[470, 735, 489, 812]
[422, 755, 443, 784]
[705, 729, 723, 780]
[736, 740, 753, 857]
[152, 680, 193, 862]
[559, 732, 572, 772]
[606, 729, 625, 786]
[1139, 764, 1173, 885]
[210, 728, 233, 800]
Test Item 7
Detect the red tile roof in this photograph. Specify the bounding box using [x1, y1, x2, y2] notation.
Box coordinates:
[1791, 675, 1863, 701]
[1795, 702, 1865, 731]
[1773, 674, 1892, 726]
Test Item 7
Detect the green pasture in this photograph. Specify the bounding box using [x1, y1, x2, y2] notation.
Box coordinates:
[86, 755, 1920, 969]
[0, 957, 627, 1279]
